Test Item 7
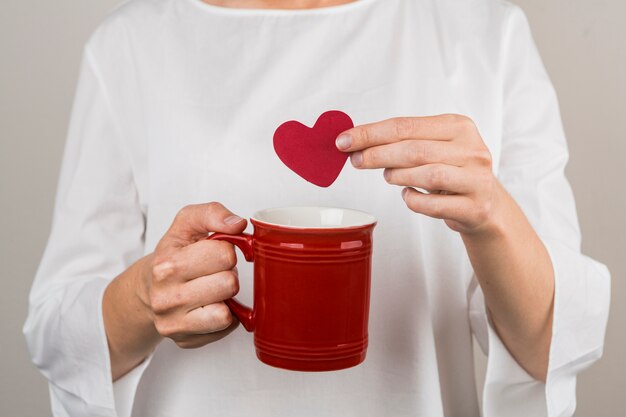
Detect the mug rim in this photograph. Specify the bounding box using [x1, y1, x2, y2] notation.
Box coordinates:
[250, 206, 377, 230]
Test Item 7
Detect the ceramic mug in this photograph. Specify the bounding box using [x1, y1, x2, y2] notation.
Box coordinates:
[207, 206, 376, 372]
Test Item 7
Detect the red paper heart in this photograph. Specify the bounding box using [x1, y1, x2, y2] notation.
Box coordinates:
[273, 110, 354, 188]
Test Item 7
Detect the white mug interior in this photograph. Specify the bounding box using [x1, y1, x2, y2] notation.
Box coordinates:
[252, 206, 376, 229]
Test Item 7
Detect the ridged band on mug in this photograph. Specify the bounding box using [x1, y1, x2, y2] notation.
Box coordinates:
[255, 337, 368, 361]
[255, 240, 372, 264]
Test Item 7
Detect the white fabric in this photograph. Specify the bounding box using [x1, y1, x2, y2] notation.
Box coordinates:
[23, 0, 610, 416]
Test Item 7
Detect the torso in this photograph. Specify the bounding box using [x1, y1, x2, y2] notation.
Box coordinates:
[91, 0, 512, 414]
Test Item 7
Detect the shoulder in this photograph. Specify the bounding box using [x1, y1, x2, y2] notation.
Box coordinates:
[422, 0, 527, 42]
[85, 0, 175, 57]
[411, 0, 535, 75]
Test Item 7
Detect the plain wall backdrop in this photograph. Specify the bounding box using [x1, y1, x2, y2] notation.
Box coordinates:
[1, 0, 624, 415]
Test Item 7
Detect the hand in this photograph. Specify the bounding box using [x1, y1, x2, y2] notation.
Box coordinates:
[140, 202, 247, 349]
[336, 114, 500, 235]
[338, 115, 555, 380]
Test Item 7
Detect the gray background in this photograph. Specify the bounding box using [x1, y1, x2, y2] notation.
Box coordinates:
[0, 0, 623, 415]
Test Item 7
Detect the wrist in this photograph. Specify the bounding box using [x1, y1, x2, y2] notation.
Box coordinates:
[134, 254, 154, 314]
[104, 255, 162, 380]
[461, 179, 510, 241]
[132, 254, 160, 338]
[107, 254, 160, 340]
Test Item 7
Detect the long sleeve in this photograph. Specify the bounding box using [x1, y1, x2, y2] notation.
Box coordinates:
[468, 5, 611, 417]
[23, 46, 147, 417]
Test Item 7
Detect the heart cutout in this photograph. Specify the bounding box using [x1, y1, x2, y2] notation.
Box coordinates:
[273, 110, 354, 188]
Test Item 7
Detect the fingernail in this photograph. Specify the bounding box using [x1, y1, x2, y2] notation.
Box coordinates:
[401, 188, 409, 200]
[336, 134, 352, 150]
[351, 151, 363, 167]
[383, 169, 391, 182]
[224, 215, 244, 225]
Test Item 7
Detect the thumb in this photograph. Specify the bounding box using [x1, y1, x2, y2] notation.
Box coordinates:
[165, 202, 247, 245]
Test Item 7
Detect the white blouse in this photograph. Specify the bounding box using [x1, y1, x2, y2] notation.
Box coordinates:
[24, 0, 611, 416]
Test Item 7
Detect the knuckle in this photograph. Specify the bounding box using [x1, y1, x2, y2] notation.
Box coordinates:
[175, 204, 194, 222]
[150, 292, 173, 314]
[426, 198, 444, 218]
[223, 271, 240, 298]
[442, 113, 462, 124]
[361, 128, 373, 145]
[474, 200, 492, 225]
[458, 115, 477, 133]
[220, 244, 238, 269]
[212, 303, 233, 329]
[394, 117, 415, 139]
[449, 113, 468, 124]
[427, 165, 448, 189]
[358, 127, 371, 147]
[154, 318, 177, 338]
[349, 127, 364, 147]
[408, 142, 428, 164]
[431, 204, 444, 218]
[206, 201, 224, 215]
[445, 114, 475, 133]
[152, 258, 177, 282]
[477, 148, 493, 166]
[456, 114, 471, 123]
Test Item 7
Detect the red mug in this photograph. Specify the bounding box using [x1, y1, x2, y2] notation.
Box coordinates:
[208, 206, 376, 372]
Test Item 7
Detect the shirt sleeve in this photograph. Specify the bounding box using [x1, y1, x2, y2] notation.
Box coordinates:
[468, 5, 611, 417]
[22, 45, 149, 417]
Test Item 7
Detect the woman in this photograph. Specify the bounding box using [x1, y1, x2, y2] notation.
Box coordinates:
[24, 0, 610, 416]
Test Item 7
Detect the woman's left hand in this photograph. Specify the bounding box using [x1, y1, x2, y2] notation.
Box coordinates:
[336, 114, 555, 381]
[336, 114, 501, 235]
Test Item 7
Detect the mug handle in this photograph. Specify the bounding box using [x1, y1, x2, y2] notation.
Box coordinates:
[206, 232, 255, 332]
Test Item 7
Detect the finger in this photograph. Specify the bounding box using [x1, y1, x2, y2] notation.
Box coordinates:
[336, 114, 475, 152]
[180, 302, 235, 335]
[172, 318, 240, 349]
[401, 187, 474, 221]
[161, 202, 247, 248]
[149, 268, 237, 313]
[384, 164, 475, 194]
[182, 269, 240, 310]
[350, 140, 466, 169]
[153, 238, 238, 282]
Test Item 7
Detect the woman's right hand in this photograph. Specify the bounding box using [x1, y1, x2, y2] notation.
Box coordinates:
[143, 202, 247, 348]
[104, 202, 247, 380]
